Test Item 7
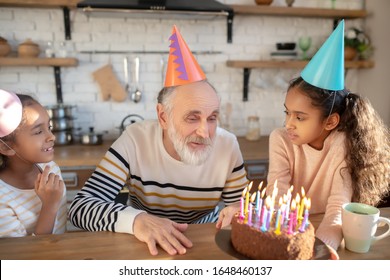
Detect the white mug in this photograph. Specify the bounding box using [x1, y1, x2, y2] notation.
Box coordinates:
[342, 202, 390, 253]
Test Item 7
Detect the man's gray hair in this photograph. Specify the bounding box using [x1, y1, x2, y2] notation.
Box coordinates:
[156, 80, 219, 115]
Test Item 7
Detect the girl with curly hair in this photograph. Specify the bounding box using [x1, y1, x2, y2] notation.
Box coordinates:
[267, 21, 390, 256]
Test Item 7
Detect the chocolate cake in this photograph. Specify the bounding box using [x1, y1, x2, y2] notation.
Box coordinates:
[231, 215, 315, 260]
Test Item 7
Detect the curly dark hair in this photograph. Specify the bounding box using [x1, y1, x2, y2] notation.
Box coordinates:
[288, 77, 390, 206]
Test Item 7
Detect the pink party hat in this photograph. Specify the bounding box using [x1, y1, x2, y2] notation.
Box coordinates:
[0, 89, 23, 137]
[301, 20, 345, 90]
[164, 25, 206, 87]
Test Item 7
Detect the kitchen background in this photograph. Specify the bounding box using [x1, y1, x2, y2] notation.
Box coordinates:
[0, 0, 389, 141]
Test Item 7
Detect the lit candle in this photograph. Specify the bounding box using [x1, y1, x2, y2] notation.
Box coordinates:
[239, 187, 246, 220]
[298, 187, 306, 221]
[288, 199, 296, 234]
[298, 197, 306, 224]
[257, 187, 267, 226]
[284, 185, 294, 226]
[244, 182, 253, 217]
[294, 193, 300, 229]
[271, 180, 278, 203]
[248, 192, 256, 226]
[279, 203, 286, 231]
[255, 181, 264, 212]
[268, 182, 279, 227]
[261, 196, 271, 232]
[299, 198, 311, 232]
[274, 197, 283, 235]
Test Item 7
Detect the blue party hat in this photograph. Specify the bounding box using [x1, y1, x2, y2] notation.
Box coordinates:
[301, 20, 345, 90]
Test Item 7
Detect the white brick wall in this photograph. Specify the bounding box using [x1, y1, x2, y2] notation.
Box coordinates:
[0, 0, 365, 138]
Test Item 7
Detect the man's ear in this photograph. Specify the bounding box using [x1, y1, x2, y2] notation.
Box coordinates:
[0, 141, 16, 156]
[156, 103, 169, 130]
[324, 113, 340, 131]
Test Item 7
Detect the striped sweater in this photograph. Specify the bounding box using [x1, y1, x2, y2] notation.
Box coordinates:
[0, 161, 67, 237]
[69, 120, 248, 234]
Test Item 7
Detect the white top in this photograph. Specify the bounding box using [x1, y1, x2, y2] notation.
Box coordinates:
[0, 161, 67, 237]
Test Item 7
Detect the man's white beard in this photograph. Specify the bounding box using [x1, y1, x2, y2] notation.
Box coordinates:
[167, 123, 214, 166]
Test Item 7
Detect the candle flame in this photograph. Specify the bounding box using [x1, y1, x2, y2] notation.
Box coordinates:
[306, 198, 311, 210]
[261, 187, 267, 198]
[242, 187, 247, 197]
[265, 196, 272, 209]
[271, 184, 278, 200]
[295, 193, 300, 204]
[250, 192, 256, 203]
[247, 181, 253, 193]
[258, 181, 264, 191]
[291, 199, 297, 210]
[283, 193, 288, 203]
[288, 185, 294, 193]
[301, 186, 305, 197]
[278, 197, 283, 207]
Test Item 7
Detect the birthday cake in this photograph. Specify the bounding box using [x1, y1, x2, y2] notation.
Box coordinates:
[230, 183, 316, 260]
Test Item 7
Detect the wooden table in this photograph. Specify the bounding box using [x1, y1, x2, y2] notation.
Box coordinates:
[1, 208, 389, 260]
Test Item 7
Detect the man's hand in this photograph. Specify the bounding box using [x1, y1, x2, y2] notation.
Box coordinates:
[133, 213, 193, 256]
[216, 202, 240, 229]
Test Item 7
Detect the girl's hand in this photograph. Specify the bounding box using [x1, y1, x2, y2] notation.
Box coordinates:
[34, 165, 64, 211]
[33, 165, 65, 235]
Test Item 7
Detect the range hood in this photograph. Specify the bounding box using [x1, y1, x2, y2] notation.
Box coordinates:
[77, 0, 234, 42]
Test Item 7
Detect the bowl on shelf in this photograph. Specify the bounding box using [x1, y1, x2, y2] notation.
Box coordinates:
[18, 39, 40, 58]
[255, 0, 273, 5]
[0, 37, 11, 57]
[276, 42, 296, 51]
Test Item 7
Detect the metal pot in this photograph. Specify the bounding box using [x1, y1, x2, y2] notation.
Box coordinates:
[53, 130, 73, 146]
[46, 104, 76, 119]
[80, 127, 104, 145]
[50, 118, 74, 131]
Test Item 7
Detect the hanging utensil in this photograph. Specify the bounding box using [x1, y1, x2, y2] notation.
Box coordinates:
[131, 56, 142, 103]
[160, 55, 165, 86]
[123, 56, 130, 95]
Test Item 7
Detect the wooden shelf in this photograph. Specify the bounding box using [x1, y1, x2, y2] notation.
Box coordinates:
[227, 59, 374, 69]
[0, 0, 79, 8]
[0, 57, 78, 104]
[0, 57, 78, 67]
[230, 5, 367, 19]
[227, 59, 374, 101]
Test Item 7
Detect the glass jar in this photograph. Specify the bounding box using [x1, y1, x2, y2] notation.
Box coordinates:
[245, 116, 261, 141]
[45, 41, 54, 58]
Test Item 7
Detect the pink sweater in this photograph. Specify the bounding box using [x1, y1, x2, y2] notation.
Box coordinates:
[267, 128, 353, 250]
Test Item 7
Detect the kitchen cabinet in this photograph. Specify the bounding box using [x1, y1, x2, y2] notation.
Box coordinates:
[228, 4, 370, 101]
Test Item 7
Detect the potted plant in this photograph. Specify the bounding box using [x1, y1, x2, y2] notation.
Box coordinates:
[344, 27, 373, 60]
